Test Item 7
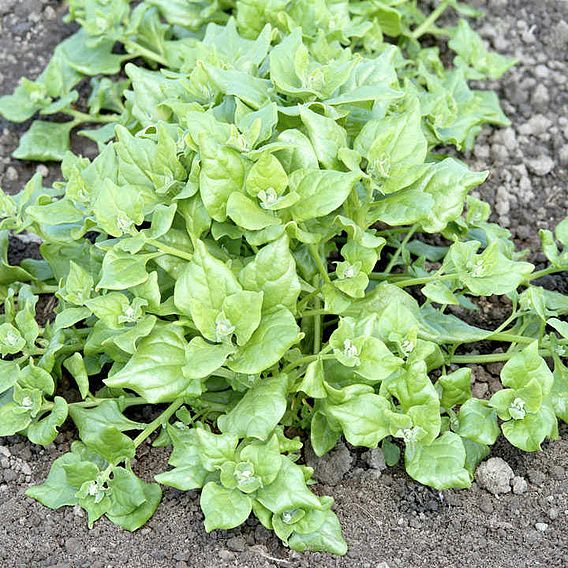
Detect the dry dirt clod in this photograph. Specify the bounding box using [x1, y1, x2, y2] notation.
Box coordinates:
[475, 458, 514, 495]
[511, 476, 528, 495]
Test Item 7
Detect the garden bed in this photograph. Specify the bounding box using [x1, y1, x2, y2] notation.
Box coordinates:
[0, 1, 567, 567]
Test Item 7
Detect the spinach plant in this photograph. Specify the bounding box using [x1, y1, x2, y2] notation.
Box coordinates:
[0, 0, 566, 555]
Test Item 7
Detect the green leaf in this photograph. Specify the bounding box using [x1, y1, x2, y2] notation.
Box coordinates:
[26, 452, 82, 509]
[97, 247, 157, 291]
[227, 308, 300, 374]
[500, 342, 554, 395]
[93, 180, 145, 237]
[449, 20, 516, 80]
[551, 357, 568, 423]
[183, 337, 236, 381]
[405, 432, 471, 490]
[255, 457, 321, 514]
[289, 169, 361, 223]
[325, 390, 391, 448]
[0, 401, 32, 436]
[107, 481, 162, 531]
[448, 241, 534, 296]
[174, 240, 241, 338]
[27, 397, 68, 445]
[201, 482, 252, 531]
[105, 325, 190, 403]
[0, 360, 19, 395]
[239, 235, 301, 312]
[13, 121, 74, 162]
[226, 192, 280, 231]
[199, 137, 246, 222]
[63, 353, 89, 399]
[501, 401, 558, 452]
[457, 399, 500, 446]
[0, 323, 26, 356]
[437, 368, 471, 408]
[288, 510, 347, 556]
[218, 375, 289, 440]
[299, 107, 348, 169]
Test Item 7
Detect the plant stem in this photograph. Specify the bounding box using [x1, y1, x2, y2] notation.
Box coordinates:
[527, 266, 565, 282]
[368, 271, 409, 281]
[282, 353, 335, 374]
[146, 238, 193, 262]
[412, 0, 451, 39]
[384, 225, 417, 275]
[487, 332, 534, 344]
[76, 397, 148, 409]
[449, 342, 568, 365]
[133, 397, 185, 448]
[126, 42, 168, 66]
[297, 288, 322, 312]
[67, 109, 120, 124]
[301, 309, 330, 318]
[309, 244, 331, 284]
[313, 296, 322, 354]
[43, 396, 148, 412]
[394, 273, 454, 288]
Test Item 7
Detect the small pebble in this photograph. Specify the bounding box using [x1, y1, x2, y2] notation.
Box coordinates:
[526, 156, 555, 176]
[550, 465, 565, 480]
[218, 550, 235, 562]
[512, 476, 528, 495]
[548, 508, 559, 521]
[226, 536, 246, 553]
[5, 166, 18, 181]
[535, 522, 549, 533]
[527, 469, 546, 486]
[36, 164, 49, 177]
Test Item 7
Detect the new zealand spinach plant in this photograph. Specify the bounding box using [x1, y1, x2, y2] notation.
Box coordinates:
[0, 0, 566, 555]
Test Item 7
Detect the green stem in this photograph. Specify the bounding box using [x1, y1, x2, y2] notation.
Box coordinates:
[313, 296, 322, 354]
[133, 397, 185, 448]
[368, 271, 410, 281]
[298, 288, 322, 312]
[309, 244, 331, 284]
[301, 309, 330, 318]
[449, 342, 568, 365]
[412, 0, 451, 39]
[67, 109, 120, 124]
[282, 353, 335, 374]
[78, 397, 147, 409]
[43, 396, 148, 412]
[527, 266, 565, 282]
[384, 225, 417, 275]
[394, 273, 454, 288]
[126, 42, 168, 66]
[487, 332, 534, 344]
[146, 238, 193, 262]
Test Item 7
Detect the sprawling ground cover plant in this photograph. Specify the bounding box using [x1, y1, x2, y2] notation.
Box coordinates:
[1, 0, 567, 555]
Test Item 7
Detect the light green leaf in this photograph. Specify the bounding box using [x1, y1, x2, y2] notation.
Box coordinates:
[105, 326, 190, 403]
[289, 169, 360, 223]
[405, 432, 471, 490]
[13, 121, 74, 162]
[218, 375, 289, 440]
[201, 482, 252, 531]
[227, 308, 300, 374]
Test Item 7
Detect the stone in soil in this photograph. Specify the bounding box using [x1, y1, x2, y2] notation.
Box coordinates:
[475, 458, 514, 495]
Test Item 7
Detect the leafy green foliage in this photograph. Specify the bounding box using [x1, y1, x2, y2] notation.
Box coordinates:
[0, 0, 566, 556]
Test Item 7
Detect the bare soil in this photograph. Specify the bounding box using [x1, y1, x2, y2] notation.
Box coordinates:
[1, 1, 567, 567]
